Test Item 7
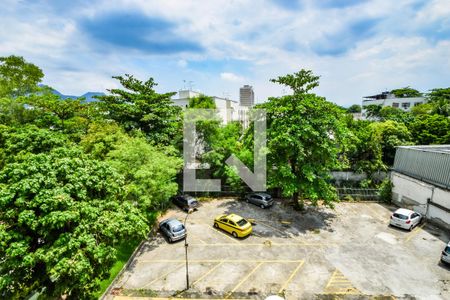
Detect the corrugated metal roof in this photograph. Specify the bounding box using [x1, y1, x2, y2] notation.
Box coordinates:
[393, 145, 450, 189]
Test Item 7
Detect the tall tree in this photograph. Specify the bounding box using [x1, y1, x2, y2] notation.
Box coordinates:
[0, 147, 148, 299]
[347, 104, 362, 113]
[0, 55, 44, 98]
[390, 87, 422, 98]
[262, 69, 349, 209]
[410, 114, 450, 145]
[96, 75, 182, 145]
[427, 87, 450, 116]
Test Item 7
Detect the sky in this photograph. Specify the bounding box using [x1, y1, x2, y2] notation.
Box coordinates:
[1, 0, 449, 106]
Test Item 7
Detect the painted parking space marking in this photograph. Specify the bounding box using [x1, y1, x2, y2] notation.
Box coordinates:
[224, 262, 264, 299]
[324, 269, 359, 295]
[142, 262, 184, 289]
[140, 259, 304, 263]
[192, 261, 224, 286]
[202, 223, 241, 244]
[278, 260, 305, 294]
[255, 220, 305, 243]
[405, 222, 426, 242]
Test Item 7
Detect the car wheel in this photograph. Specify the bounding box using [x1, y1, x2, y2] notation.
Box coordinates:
[168, 237, 173, 243]
[232, 232, 238, 238]
[260, 204, 265, 209]
[214, 222, 219, 229]
[409, 225, 413, 231]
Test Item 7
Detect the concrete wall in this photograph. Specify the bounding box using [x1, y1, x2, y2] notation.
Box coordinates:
[331, 171, 388, 186]
[392, 172, 450, 230]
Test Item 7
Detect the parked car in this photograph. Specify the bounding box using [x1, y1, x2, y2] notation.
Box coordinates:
[159, 218, 186, 243]
[245, 192, 273, 208]
[213, 213, 252, 238]
[441, 242, 450, 265]
[172, 194, 199, 211]
[389, 208, 422, 231]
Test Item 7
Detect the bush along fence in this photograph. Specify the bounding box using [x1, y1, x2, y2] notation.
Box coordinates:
[336, 187, 383, 202]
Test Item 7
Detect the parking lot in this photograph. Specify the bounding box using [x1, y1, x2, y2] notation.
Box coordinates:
[108, 198, 450, 299]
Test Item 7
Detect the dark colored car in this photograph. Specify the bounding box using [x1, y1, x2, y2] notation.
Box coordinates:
[172, 194, 199, 211]
[159, 218, 186, 243]
[245, 192, 273, 208]
[441, 242, 450, 265]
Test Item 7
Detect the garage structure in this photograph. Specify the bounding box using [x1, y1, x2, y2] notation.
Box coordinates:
[392, 145, 450, 230]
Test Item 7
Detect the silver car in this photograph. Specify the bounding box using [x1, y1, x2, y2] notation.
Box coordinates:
[389, 208, 422, 231]
[441, 242, 450, 265]
[245, 192, 274, 208]
[159, 218, 186, 243]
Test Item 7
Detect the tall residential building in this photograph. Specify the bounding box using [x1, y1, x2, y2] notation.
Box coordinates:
[239, 85, 254, 107]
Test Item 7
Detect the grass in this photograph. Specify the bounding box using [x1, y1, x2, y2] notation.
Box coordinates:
[92, 211, 160, 299]
[92, 240, 141, 299]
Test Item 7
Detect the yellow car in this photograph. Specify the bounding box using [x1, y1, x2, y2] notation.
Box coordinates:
[213, 214, 252, 238]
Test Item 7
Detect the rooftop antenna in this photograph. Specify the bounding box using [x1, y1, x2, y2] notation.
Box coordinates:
[188, 81, 194, 91]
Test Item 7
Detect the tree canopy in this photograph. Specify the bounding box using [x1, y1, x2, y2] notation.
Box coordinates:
[96, 74, 182, 145]
[0, 55, 44, 98]
[262, 69, 348, 208]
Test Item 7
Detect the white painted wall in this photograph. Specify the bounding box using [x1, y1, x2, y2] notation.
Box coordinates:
[171, 90, 250, 127]
[392, 172, 450, 229]
[391, 172, 431, 215]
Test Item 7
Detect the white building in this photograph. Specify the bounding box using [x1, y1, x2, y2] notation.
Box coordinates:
[361, 91, 426, 119]
[171, 90, 250, 127]
[391, 145, 450, 230]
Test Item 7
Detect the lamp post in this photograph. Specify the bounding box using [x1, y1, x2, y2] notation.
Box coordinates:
[184, 208, 194, 290]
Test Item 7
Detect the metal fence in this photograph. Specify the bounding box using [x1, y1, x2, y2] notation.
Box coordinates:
[336, 187, 381, 201]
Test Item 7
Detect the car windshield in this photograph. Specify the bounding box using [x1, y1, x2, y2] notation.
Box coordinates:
[237, 219, 248, 227]
[393, 213, 408, 220]
[445, 246, 450, 254]
[189, 200, 198, 206]
[172, 224, 185, 232]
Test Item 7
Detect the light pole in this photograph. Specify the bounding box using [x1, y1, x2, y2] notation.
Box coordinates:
[184, 208, 194, 290]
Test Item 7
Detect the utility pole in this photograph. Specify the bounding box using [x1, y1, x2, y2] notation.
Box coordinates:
[183, 208, 194, 290]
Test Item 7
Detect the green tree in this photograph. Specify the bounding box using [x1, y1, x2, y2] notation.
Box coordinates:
[188, 94, 216, 109]
[107, 137, 182, 218]
[364, 104, 382, 119]
[390, 87, 422, 98]
[80, 121, 129, 160]
[0, 147, 148, 299]
[427, 87, 450, 116]
[97, 75, 182, 145]
[347, 104, 361, 113]
[262, 69, 349, 209]
[22, 91, 84, 131]
[410, 114, 450, 145]
[378, 106, 415, 125]
[369, 120, 412, 166]
[0, 55, 44, 98]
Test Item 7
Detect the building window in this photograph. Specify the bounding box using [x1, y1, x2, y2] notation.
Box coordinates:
[414, 102, 423, 106]
[401, 102, 410, 109]
[392, 102, 399, 108]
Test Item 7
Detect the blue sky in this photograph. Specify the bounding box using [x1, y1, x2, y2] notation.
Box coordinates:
[1, 0, 449, 106]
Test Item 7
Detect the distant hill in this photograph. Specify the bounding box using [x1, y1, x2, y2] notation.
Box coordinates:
[49, 88, 105, 102]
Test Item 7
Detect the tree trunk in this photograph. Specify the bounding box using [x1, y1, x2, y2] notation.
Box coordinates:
[293, 191, 304, 211]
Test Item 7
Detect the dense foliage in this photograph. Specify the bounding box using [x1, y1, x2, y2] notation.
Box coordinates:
[261, 70, 349, 208]
[1, 54, 449, 298]
[0, 56, 182, 299]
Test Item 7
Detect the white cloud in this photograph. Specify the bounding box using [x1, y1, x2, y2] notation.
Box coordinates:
[220, 72, 244, 82]
[0, 0, 449, 105]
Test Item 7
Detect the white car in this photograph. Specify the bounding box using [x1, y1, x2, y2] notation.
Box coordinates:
[441, 242, 450, 265]
[389, 208, 422, 231]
